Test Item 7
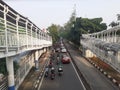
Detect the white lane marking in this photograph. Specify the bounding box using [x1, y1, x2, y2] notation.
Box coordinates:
[70, 59, 87, 90]
[37, 68, 46, 90]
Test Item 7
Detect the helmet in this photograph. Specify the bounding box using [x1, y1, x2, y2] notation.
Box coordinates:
[51, 67, 55, 70]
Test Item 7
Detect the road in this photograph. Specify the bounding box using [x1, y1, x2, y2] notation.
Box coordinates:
[64, 41, 119, 90]
[38, 41, 119, 90]
[38, 52, 85, 90]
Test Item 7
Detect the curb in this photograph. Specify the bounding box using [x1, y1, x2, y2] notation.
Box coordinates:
[86, 58, 120, 88]
[33, 53, 50, 90]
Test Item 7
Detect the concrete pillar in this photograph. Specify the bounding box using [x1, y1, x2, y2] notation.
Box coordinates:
[35, 50, 39, 70]
[6, 57, 15, 90]
[117, 51, 120, 63]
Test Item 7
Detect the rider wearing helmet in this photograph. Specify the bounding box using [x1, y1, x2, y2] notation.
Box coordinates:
[51, 67, 55, 74]
[58, 65, 63, 72]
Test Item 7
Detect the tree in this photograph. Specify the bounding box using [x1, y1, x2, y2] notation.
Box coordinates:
[63, 6, 76, 40]
[47, 24, 59, 43]
[65, 17, 107, 45]
[109, 21, 119, 27]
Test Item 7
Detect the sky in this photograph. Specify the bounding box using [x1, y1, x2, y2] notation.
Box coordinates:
[4, 0, 120, 29]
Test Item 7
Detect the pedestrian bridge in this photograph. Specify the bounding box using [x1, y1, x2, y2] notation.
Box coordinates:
[0, 1, 52, 59]
[0, 1, 52, 90]
[81, 25, 120, 73]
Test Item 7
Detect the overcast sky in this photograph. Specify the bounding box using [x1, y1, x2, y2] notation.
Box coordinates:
[4, 0, 120, 29]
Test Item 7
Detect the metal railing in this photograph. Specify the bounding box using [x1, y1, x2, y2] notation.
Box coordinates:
[0, 77, 8, 90]
[81, 26, 120, 73]
[0, 1, 52, 58]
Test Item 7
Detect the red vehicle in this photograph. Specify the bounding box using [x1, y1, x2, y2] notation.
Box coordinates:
[61, 55, 70, 64]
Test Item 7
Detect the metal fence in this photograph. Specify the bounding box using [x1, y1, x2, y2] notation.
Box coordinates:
[0, 1, 52, 58]
[0, 77, 8, 90]
[81, 26, 120, 73]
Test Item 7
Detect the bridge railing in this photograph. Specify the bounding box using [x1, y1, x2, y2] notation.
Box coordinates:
[81, 27, 120, 72]
[0, 1, 52, 58]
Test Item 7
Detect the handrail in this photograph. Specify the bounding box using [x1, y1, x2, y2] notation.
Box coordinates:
[0, 1, 52, 58]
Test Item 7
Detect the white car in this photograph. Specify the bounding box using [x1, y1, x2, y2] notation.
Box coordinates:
[61, 48, 67, 53]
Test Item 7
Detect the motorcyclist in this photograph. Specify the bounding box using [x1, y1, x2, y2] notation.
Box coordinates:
[58, 65, 63, 75]
[45, 66, 49, 72]
[49, 60, 53, 68]
[44, 66, 49, 77]
[50, 67, 55, 80]
[51, 67, 55, 74]
[56, 55, 60, 64]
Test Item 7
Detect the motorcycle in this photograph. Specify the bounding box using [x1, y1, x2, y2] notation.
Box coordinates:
[44, 67, 49, 77]
[58, 67, 63, 76]
[45, 71, 49, 77]
[49, 62, 53, 68]
[50, 73, 55, 80]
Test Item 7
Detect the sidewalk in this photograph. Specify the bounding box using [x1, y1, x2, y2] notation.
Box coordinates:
[89, 56, 120, 87]
[18, 51, 50, 90]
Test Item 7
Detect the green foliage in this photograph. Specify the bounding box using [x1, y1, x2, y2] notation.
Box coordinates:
[0, 58, 19, 75]
[109, 21, 119, 27]
[47, 24, 59, 43]
[64, 17, 107, 45]
[14, 61, 19, 74]
[0, 58, 7, 75]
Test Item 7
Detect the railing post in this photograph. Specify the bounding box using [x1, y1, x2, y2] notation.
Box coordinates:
[30, 23, 33, 48]
[16, 14, 20, 51]
[25, 19, 28, 49]
[4, 5, 8, 54]
[35, 27, 37, 47]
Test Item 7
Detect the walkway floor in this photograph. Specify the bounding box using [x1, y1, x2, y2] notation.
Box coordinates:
[18, 51, 50, 90]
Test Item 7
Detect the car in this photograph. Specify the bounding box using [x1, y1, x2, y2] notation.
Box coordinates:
[60, 46, 65, 49]
[61, 48, 67, 53]
[61, 55, 70, 64]
[55, 48, 60, 52]
[60, 43, 64, 47]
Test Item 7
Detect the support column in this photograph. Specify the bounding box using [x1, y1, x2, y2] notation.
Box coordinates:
[35, 50, 39, 70]
[4, 5, 8, 54]
[6, 57, 15, 90]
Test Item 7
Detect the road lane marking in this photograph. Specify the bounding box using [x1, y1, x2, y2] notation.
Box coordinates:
[37, 71, 45, 90]
[70, 59, 87, 90]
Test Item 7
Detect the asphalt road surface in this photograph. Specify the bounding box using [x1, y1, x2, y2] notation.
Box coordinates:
[38, 52, 86, 90]
[38, 41, 119, 90]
